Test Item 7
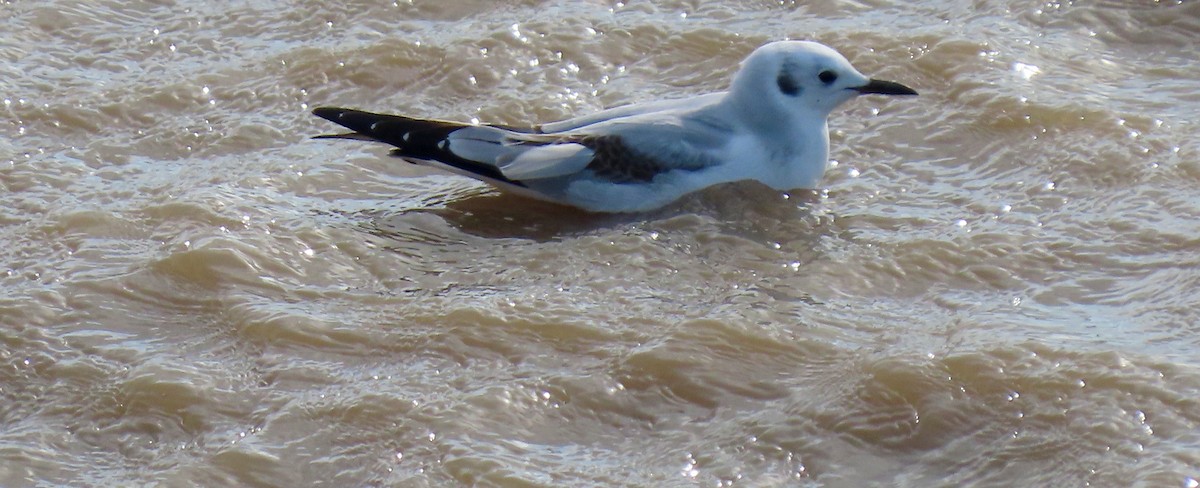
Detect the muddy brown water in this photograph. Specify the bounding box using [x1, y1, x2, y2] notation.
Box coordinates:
[2, 1, 1200, 486]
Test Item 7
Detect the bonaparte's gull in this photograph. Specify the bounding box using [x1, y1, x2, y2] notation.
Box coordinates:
[313, 40, 917, 212]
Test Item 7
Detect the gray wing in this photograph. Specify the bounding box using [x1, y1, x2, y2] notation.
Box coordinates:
[313, 104, 734, 188]
[556, 108, 734, 182]
[540, 92, 726, 133]
[440, 109, 736, 184]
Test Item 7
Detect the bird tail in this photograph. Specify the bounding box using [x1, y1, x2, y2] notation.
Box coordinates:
[311, 107, 465, 147]
[311, 107, 528, 188]
[312, 132, 379, 142]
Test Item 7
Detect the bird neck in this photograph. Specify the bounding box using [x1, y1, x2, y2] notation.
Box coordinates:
[780, 119, 830, 190]
[755, 109, 831, 190]
[715, 94, 833, 190]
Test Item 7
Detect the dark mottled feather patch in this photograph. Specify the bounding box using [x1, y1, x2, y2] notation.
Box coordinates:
[576, 135, 671, 183]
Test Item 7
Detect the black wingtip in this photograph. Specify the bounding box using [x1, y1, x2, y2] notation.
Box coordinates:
[312, 106, 349, 121]
[310, 107, 397, 136]
[310, 106, 530, 189]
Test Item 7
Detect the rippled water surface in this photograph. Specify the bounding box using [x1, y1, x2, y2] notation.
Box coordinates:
[3, 1, 1200, 486]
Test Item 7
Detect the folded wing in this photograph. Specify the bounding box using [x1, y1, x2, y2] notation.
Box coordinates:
[312, 106, 730, 190]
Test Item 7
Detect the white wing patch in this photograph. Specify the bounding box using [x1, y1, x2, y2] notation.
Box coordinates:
[498, 143, 594, 180]
[445, 126, 510, 162]
[443, 125, 596, 181]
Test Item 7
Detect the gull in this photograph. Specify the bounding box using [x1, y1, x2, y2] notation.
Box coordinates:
[313, 40, 917, 213]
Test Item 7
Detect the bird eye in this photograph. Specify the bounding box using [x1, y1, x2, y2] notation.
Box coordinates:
[818, 70, 838, 84]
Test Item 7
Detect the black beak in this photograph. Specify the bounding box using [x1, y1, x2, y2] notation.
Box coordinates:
[853, 78, 918, 96]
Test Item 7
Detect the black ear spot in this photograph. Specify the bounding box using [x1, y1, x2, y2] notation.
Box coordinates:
[818, 70, 838, 84]
[777, 71, 801, 96]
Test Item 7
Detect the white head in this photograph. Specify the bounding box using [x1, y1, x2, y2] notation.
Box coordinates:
[728, 41, 916, 128]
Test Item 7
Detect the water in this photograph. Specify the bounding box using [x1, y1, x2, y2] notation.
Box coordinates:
[3, 1, 1199, 486]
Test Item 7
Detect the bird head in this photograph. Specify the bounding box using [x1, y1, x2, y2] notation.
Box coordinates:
[730, 40, 917, 122]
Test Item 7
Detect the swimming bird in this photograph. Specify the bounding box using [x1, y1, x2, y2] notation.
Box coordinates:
[313, 40, 917, 212]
